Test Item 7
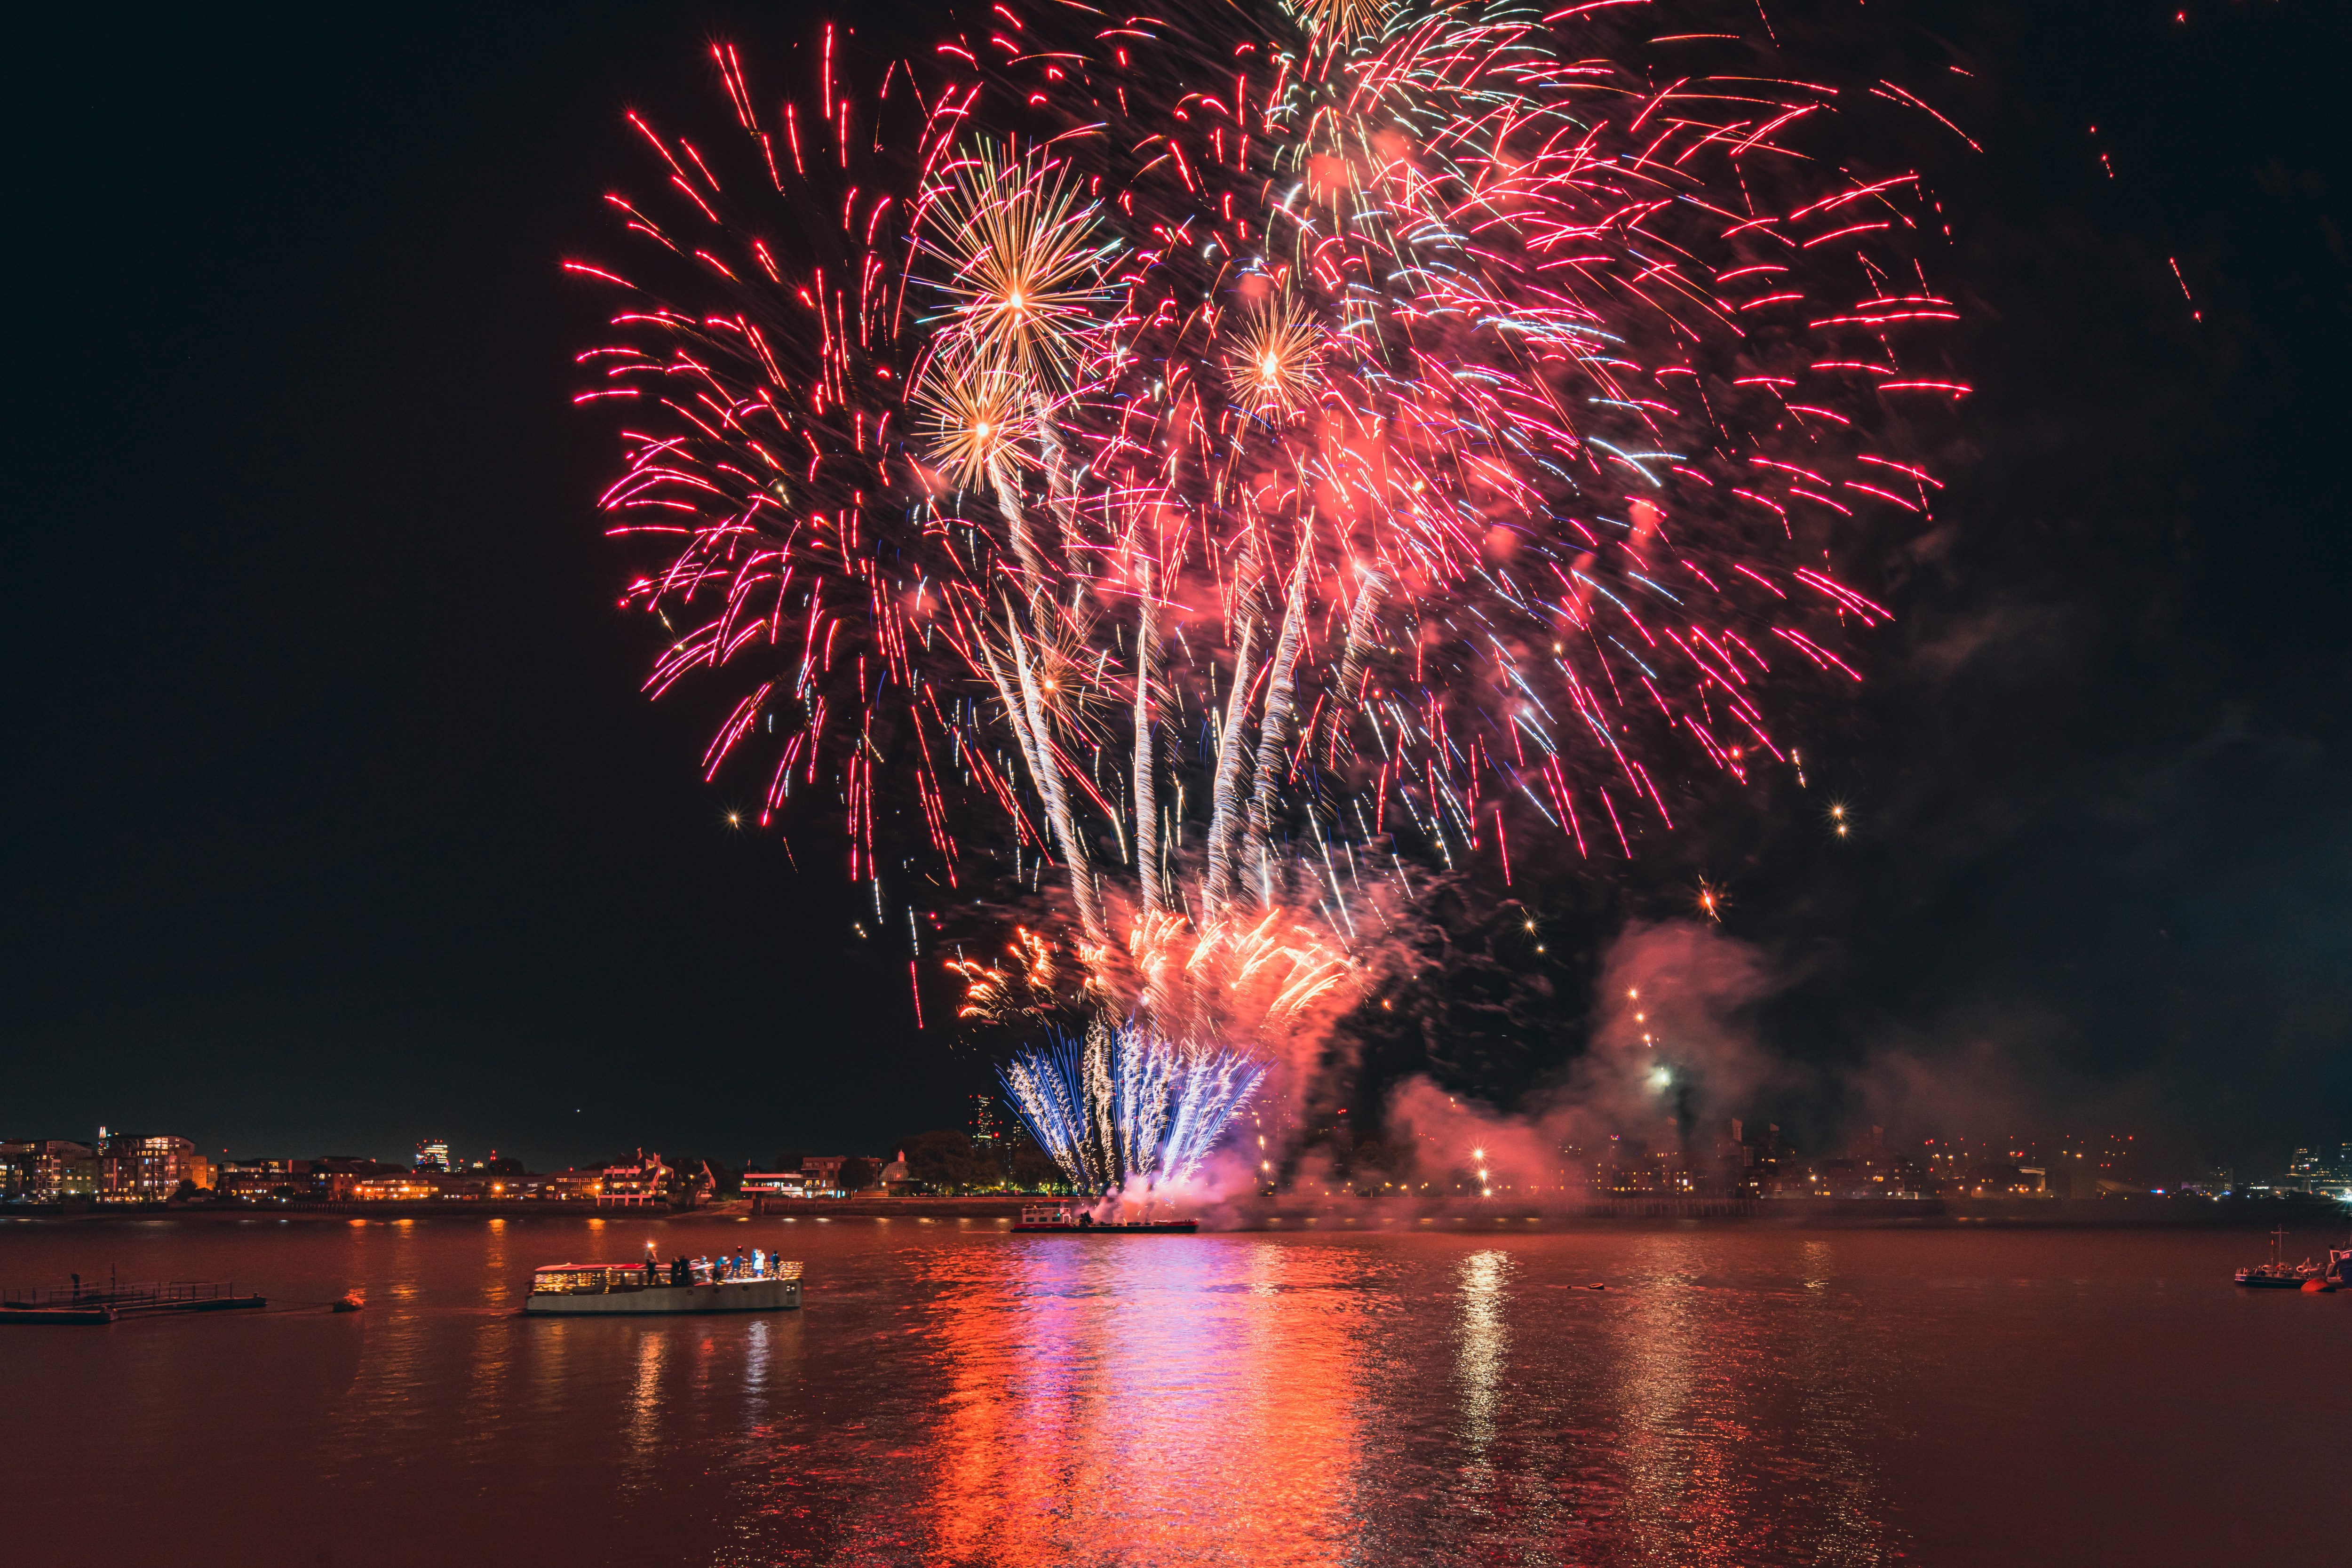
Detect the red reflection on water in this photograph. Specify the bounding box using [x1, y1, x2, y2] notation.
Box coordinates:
[918, 1237, 1363, 1565]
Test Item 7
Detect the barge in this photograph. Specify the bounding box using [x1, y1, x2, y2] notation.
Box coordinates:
[1011, 1202, 1197, 1235]
[524, 1258, 802, 1315]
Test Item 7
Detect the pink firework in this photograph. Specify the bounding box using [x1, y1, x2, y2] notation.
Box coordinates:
[572, 1, 1967, 1044]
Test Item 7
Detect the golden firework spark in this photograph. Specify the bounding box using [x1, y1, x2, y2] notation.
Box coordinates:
[1226, 297, 1323, 418]
[951, 926, 1064, 1023]
[920, 141, 1110, 384]
[913, 350, 1037, 488]
[1286, 0, 1398, 41]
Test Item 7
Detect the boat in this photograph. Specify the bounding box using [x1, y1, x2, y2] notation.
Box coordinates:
[1011, 1202, 1198, 1234]
[2321, 1232, 2352, 1293]
[2235, 1228, 2323, 1290]
[523, 1257, 802, 1315]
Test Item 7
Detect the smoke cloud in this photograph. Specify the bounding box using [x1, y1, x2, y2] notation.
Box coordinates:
[1373, 917, 1785, 1197]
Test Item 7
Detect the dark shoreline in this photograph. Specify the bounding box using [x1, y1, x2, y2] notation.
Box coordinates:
[4, 1194, 2343, 1230]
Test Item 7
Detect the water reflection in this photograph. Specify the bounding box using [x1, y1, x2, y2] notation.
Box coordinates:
[1608, 1233, 1727, 1564]
[740, 1319, 770, 1416]
[1787, 1239, 1898, 1566]
[620, 1327, 668, 1494]
[31, 1218, 1954, 1563]
[901, 1237, 1362, 1566]
[1454, 1249, 1510, 1454]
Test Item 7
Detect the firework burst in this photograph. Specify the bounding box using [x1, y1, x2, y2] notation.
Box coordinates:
[916, 140, 1113, 386]
[574, 1, 1968, 1194]
[1001, 1016, 1269, 1195]
[1225, 295, 1324, 418]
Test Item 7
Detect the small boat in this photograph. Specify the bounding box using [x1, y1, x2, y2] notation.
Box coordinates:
[2235, 1228, 2322, 1290]
[2318, 1233, 2352, 1293]
[524, 1258, 803, 1315]
[334, 1290, 365, 1313]
[1011, 1202, 1197, 1234]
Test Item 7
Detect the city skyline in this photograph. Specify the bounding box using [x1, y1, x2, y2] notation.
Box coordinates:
[9, 1117, 2349, 1208]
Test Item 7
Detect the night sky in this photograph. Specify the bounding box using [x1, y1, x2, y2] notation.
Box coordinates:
[8, 1, 2347, 1174]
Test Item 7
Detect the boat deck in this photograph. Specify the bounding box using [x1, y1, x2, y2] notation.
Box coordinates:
[524, 1261, 803, 1315]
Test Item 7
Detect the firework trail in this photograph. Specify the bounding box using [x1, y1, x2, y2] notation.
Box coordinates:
[1000, 1017, 1268, 1193]
[574, 0, 1966, 1192]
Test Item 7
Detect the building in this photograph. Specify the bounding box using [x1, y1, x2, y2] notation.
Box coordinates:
[353, 1173, 442, 1202]
[541, 1168, 610, 1202]
[216, 1159, 300, 1200]
[414, 1138, 454, 1172]
[0, 1140, 98, 1201]
[741, 1170, 808, 1199]
[2283, 1145, 2352, 1201]
[2178, 1168, 2235, 1198]
[1602, 1139, 1697, 1197]
[96, 1133, 196, 1203]
[798, 1155, 849, 1195]
[598, 1151, 669, 1206]
[306, 1157, 404, 1201]
[970, 1095, 1005, 1150]
[1741, 1123, 1801, 1195]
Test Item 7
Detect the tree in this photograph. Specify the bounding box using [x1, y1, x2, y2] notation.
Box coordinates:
[836, 1156, 877, 1193]
[902, 1130, 997, 1192]
[1005, 1133, 1066, 1194]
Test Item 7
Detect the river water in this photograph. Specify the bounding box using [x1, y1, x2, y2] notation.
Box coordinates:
[3, 1215, 2345, 1565]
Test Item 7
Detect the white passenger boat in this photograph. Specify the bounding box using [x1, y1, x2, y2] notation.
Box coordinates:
[523, 1258, 802, 1315]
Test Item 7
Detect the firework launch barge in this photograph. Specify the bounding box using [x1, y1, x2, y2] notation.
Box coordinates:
[1011, 1203, 1197, 1234]
[523, 1259, 802, 1315]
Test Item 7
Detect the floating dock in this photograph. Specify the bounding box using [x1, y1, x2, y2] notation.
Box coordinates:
[0, 1280, 267, 1325]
